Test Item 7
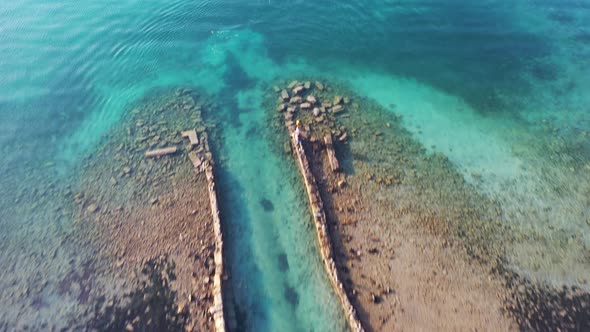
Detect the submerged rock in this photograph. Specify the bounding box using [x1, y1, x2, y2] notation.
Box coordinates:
[277, 253, 289, 272]
[259, 198, 274, 212]
[292, 86, 305, 95]
[332, 105, 345, 114]
[87, 204, 99, 213]
[281, 90, 289, 101]
[284, 284, 299, 307]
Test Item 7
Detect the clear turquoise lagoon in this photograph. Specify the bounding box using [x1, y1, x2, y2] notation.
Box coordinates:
[1, 0, 590, 330]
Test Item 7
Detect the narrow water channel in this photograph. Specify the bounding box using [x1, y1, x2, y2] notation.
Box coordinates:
[209, 64, 348, 331]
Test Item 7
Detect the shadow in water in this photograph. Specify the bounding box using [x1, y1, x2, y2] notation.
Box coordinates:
[277, 252, 289, 272]
[283, 283, 299, 307]
[216, 53, 257, 130]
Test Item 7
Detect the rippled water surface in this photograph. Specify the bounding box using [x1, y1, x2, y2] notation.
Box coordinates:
[1, 0, 590, 330]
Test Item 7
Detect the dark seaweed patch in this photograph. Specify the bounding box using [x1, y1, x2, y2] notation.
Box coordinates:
[283, 284, 299, 307]
[88, 257, 187, 332]
[31, 295, 47, 310]
[277, 253, 289, 272]
[530, 62, 560, 82]
[505, 275, 590, 331]
[246, 126, 259, 139]
[574, 32, 590, 44]
[259, 198, 274, 212]
[548, 11, 576, 25]
[57, 260, 95, 304]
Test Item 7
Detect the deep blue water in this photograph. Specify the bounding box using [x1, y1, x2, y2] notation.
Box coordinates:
[1, 0, 590, 330]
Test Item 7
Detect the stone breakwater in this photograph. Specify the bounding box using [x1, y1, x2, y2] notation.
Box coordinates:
[188, 125, 228, 332]
[280, 82, 364, 332]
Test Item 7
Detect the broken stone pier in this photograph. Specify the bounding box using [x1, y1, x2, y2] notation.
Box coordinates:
[285, 125, 365, 332]
[181, 128, 231, 332]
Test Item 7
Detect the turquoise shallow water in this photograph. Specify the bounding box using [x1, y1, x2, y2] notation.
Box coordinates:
[1, 0, 590, 330]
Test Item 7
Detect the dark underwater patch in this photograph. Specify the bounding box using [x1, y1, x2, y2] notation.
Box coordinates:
[574, 32, 590, 44]
[259, 198, 274, 212]
[283, 284, 299, 307]
[548, 11, 576, 25]
[87, 257, 187, 332]
[277, 253, 289, 272]
[530, 62, 560, 82]
[218, 53, 257, 129]
[246, 126, 259, 139]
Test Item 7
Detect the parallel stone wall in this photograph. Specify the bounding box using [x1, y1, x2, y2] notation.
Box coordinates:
[188, 127, 227, 332]
[204, 162, 226, 332]
[288, 133, 365, 332]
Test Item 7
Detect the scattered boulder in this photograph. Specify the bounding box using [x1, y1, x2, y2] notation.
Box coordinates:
[280, 89, 289, 101]
[300, 102, 311, 109]
[332, 105, 345, 114]
[371, 293, 382, 304]
[177, 302, 188, 315]
[277, 103, 287, 112]
[181, 129, 199, 146]
[292, 85, 305, 95]
[188, 152, 203, 169]
[334, 96, 343, 105]
[304, 81, 311, 89]
[144, 147, 177, 158]
[315, 81, 324, 90]
[306, 95, 317, 104]
[87, 204, 99, 213]
[289, 96, 303, 104]
[339, 133, 348, 142]
[313, 108, 321, 117]
[338, 179, 347, 188]
[287, 81, 299, 89]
